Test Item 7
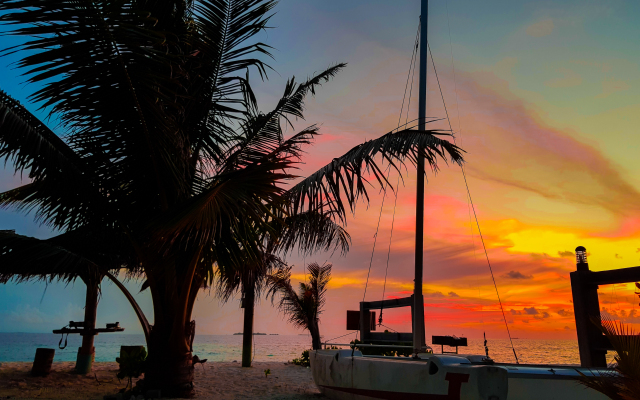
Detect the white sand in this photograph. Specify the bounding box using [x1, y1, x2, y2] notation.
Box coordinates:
[0, 361, 323, 399]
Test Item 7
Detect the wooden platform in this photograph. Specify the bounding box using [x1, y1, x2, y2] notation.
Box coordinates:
[52, 327, 124, 335]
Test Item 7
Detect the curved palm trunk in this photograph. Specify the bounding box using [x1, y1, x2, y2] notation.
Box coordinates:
[241, 284, 255, 367]
[309, 318, 321, 350]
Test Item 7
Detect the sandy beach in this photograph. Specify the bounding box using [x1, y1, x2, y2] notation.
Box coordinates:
[0, 361, 322, 400]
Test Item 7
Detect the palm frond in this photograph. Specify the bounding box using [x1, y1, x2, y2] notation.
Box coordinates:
[270, 210, 350, 256]
[267, 262, 332, 331]
[0, 90, 82, 179]
[308, 262, 331, 316]
[578, 317, 640, 400]
[153, 158, 289, 251]
[0, 230, 104, 284]
[0, 91, 110, 230]
[189, 0, 277, 167]
[266, 265, 308, 329]
[215, 250, 287, 302]
[219, 64, 345, 174]
[289, 127, 464, 222]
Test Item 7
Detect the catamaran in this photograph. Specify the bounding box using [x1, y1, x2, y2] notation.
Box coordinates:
[309, 1, 610, 399]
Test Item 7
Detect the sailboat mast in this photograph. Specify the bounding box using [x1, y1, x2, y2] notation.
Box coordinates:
[413, 0, 428, 355]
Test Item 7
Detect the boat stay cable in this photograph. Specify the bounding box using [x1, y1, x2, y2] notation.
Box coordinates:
[378, 22, 421, 327]
[356, 20, 420, 340]
[444, 1, 478, 265]
[427, 40, 519, 364]
[361, 174, 389, 306]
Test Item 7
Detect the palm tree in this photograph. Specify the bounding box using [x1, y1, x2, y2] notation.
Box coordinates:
[267, 263, 331, 350]
[216, 212, 349, 367]
[578, 318, 640, 400]
[215, 104, 350, 367]
[217, 251, 286, 367]
[0, 0, 464, 396]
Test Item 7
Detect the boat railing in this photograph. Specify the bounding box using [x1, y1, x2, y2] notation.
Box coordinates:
[322, 342, 432, 350]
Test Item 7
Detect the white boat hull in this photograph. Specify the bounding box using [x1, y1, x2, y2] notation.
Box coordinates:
[310, 349, 609, 400]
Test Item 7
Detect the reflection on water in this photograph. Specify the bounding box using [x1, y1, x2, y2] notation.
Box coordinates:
[0, 333, 615, 365]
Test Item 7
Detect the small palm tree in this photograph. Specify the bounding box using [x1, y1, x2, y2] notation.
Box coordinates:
[217, 210, 348, 367]
[267, 262, 331, 350]
[578, 317, 640, 400]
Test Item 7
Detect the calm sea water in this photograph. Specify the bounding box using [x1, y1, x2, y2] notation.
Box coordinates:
[0, 333, 313, 363]
[0, 333, 602, 365]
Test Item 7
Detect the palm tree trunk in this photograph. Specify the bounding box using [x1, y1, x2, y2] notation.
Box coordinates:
[143, 271, 196, 398]
[76, 277, 99, 374]
[144, 322, 195, 398]
[309, 319, 321, 350]
[241, 284, 255, 367]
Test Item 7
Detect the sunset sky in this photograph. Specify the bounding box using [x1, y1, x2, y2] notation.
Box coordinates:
[1, 0, 640, 343]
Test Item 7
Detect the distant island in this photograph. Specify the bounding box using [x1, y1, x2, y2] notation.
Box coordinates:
[233, 332, 267, 335]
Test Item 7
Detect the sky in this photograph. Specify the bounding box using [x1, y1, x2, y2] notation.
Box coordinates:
[1, 0, 640, 344]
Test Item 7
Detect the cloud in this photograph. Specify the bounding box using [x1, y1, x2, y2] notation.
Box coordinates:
[455, 70, 640, 217]
[564, 326, 571, 330]
[510, 309, 522, 315]
[534, 311, 551, 319]
[557, 309, 572, 317]
[524, 307, 539, 315]
[502, 271, 533, 280]
[448, 292, 459, 298]
[558, 251, 574, 258]
[526, 19, 554, 37]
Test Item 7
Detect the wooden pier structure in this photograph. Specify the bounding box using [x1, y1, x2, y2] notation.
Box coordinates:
[570, 245, 640, 367]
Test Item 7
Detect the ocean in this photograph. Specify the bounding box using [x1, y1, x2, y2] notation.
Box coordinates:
[0, 333, 609, 365]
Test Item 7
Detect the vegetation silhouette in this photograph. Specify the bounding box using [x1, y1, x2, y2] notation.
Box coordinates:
[0, 0, 463, 396]
[578, 318, 640, 399]
[267, 263, 331, 350]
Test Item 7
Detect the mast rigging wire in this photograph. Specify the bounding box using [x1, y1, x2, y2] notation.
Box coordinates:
[444, 1, 477, 263]
[379, 175, 400, 326]
[427, 40, 519, 364]
[362, 20, 420, 307]
[379, 21, 421, 326]
[361, 174, 389, 304]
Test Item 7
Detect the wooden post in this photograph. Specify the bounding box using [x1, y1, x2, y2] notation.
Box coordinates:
[570, 246, 606, 367]
[359, 302, 371, 343]
[76, 277, 99, 374]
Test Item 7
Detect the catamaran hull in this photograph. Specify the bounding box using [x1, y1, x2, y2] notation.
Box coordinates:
[310, 350, 609, 400]
[311, 350, 507, 400]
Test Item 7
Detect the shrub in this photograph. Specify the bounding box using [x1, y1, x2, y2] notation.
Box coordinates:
[292, 350, 310, 367]
[116, 347, 147, 390]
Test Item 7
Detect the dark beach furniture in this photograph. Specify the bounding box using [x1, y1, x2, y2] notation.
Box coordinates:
[31, 348, 55, 377]
[119, 345, 145, 359]
[432, 335, 467, 354]
[53, 320, 125, 374]
[117, 345, 146, 373]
